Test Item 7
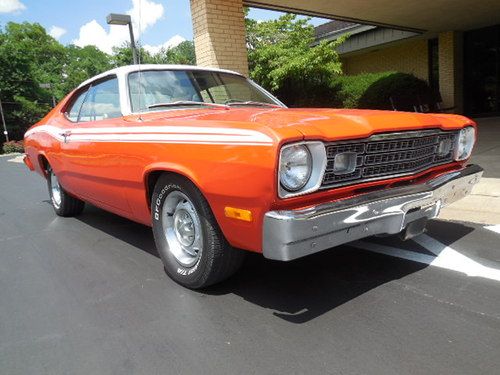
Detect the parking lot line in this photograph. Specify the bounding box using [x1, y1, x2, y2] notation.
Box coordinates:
[485, 224, 500, 234]
[353, 232, 500, 282]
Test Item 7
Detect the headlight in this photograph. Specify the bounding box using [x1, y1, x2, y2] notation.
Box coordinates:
[454, 126, 475, 161]
[279, 144, 312, 191]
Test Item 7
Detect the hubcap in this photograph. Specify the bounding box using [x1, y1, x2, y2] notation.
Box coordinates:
[162, 191, 203, 267]
[50, 171, 62, 209]
[174, 208, 195, 247]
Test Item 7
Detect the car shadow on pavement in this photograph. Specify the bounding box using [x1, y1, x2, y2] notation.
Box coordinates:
[205, 247, 428, 324]
[76, 204, 160, 258]
[205, 220, 479, 324]
[74, 205, 478, 324]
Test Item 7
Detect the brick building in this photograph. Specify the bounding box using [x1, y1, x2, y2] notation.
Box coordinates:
[189, 0, 500, 117]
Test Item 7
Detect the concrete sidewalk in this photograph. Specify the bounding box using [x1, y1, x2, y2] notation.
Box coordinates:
[439, 117, 500, 224]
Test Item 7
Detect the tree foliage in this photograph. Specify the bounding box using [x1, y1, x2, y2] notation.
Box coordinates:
[0, 22, 195, 140]
[246, 14, 345, 106]
[112, 40, 195, 66]
[1, 14, 343, 139]
[0, 23, 54, 138]
[60, 45, 113, 96]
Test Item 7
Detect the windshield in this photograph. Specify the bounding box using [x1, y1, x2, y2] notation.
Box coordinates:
[128, 69, 281, 112]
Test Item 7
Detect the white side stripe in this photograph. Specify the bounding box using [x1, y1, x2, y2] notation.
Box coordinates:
[24, 124, 274, 145]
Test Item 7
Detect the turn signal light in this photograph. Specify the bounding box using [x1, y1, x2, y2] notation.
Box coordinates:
[224, 207, 253, 222]
[23, 154, 35, 171]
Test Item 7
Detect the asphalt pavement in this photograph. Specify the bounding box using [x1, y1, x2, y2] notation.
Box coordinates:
[1, 155, 500, 375]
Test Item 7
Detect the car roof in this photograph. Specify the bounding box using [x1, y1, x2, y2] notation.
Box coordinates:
[77, 64, 244, 88]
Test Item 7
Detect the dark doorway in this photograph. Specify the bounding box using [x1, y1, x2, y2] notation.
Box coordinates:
[464, 24, 500, 116]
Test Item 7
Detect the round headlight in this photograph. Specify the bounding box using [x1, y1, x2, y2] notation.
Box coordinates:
[455, 126, 475, 161]
[279, 144, 312, 191]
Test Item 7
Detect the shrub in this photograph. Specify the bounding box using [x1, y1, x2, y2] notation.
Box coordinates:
[2, 140, 24, 154]
[331, 72, 434, 111]
[330, 72, 394, 108]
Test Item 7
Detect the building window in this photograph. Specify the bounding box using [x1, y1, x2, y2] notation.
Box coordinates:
[428, 38, 439, 96]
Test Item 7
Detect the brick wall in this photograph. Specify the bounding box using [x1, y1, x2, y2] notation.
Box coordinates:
[341, 39, 429, 81]
[190, 0, 249, 76]
[439, 31, 462, 111]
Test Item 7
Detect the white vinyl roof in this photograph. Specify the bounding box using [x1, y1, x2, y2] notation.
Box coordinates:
[77, 64, 243, 89]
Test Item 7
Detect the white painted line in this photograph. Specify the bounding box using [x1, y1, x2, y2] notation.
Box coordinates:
[352, 240, 436, 264]
[485, 225, 500, 234]
[415, 234, 500, 281]
[352, 233, 500, 282]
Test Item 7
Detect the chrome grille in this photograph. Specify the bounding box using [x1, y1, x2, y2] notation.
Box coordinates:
[322, 130, 458, 188]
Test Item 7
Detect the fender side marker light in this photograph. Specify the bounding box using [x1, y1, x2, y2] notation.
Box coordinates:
[224, 207, 253, 222]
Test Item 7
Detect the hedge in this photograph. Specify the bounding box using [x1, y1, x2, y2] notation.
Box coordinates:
[275, 71, 434, 111]
[2, 140, 24, 154]
[330, 71, 434, 111]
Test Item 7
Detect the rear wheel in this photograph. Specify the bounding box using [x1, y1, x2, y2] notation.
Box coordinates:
[151, 174, 245, 289]
[47, 166, 85, 217]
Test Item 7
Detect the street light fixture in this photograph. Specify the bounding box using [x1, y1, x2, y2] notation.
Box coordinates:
[106, 13, 138, 64]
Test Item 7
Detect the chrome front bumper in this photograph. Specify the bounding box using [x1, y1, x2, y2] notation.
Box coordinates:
[263, 164, 483, 261]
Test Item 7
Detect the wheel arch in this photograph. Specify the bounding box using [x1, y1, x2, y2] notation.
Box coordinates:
[143, 163, 204, 210]
[37, 153, 50, 177]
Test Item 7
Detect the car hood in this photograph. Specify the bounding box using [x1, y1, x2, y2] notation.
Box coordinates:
[126, 107, 473, 144]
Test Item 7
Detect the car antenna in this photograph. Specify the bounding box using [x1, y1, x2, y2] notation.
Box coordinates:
[137, 0, 143, 122]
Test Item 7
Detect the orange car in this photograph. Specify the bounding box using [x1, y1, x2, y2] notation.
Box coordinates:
[24, 64, 483, 288]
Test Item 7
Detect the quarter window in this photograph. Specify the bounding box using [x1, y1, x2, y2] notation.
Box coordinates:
[78, 77, 121, 122]
[65, 88, 89, 122]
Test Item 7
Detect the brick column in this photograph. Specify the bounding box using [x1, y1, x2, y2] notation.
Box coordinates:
[190, 0, 249, 76]
[438, 31, 463, 113]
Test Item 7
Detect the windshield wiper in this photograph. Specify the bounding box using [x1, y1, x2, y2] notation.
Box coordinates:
[224, 99, 281, 108]
[147, 101, 229, 109]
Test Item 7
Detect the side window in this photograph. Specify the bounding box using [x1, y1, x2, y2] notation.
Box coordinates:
[79, 77, 121, 122]
[65, 88, 88, 122]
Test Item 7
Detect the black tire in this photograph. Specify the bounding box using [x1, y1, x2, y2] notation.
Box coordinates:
[47, 166, 85, 217]
[151, 174, 245, 289]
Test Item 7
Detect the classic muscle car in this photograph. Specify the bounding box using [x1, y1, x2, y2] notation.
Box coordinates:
[24, 64, 483, 288]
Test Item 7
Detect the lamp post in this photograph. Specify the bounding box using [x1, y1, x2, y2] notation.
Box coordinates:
[106, 13, 138, 64]
[0, 97, 8, 142]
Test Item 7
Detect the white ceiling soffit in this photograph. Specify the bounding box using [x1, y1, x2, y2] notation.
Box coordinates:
[244, 0, 500, 32]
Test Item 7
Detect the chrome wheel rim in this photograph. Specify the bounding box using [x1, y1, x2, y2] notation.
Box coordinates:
[50, 171, 62, 209]
[162, 191, 203, 267]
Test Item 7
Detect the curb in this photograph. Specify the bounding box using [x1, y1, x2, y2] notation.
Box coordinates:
[0, 152, 22, 158]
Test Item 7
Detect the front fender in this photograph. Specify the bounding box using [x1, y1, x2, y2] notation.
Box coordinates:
[137, 144, 278, 253]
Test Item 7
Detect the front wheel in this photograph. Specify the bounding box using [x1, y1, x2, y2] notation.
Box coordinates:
[151, 174, 245, 289]
[47, 166, 85, 217]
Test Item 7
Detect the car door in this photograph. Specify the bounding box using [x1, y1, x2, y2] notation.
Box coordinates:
[59, 75, 132, 215]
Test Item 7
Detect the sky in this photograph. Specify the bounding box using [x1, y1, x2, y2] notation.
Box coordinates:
[0, 0, 329, 54]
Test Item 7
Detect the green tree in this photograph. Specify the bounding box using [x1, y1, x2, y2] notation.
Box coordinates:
[246, 14, 345, 106]
[0, 23, 53, 139]
[112, 40, 195, 66]
[111, 42, 156, 66]
[0, 22, 115, 139]
[152, 41, 196, 65]
[59, 45, 113, 96]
